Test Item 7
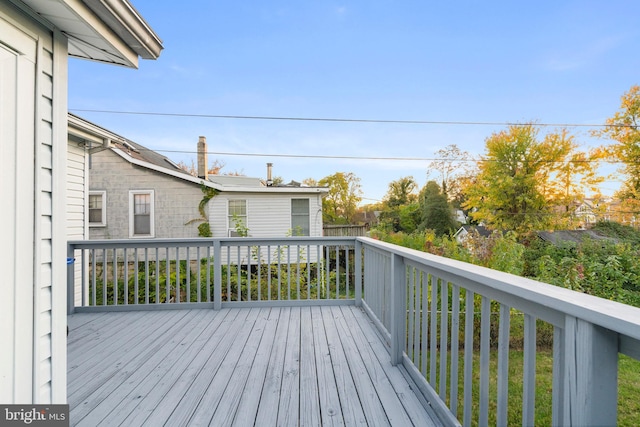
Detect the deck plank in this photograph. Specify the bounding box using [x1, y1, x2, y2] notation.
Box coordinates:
[232, 307, 281, 426]
[94, 310, 229, 427]
[254, 307, 291, 425]
[68, 306, 443, 427]
[321, 306, 369, 425]
[72, 309, 212, 425]
[299, 307, 321, 427]
[311, 306, 345, 426]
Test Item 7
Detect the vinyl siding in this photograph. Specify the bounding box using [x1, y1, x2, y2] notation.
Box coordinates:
[0, 3, 65, 404]
[209, 193, 324, 238]
[67, 141, 86, 306]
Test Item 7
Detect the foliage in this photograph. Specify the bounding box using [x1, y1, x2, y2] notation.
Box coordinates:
[185, 183, 219, 237]
[419, 180, 458, 236]
[462, 124, 599, 234]
[593, 85, 640, 203]
[592, 220, 640, 245]
[383, 176, 418, 208]
[318, 172, 362, 224]
[427, 144, 474, 205]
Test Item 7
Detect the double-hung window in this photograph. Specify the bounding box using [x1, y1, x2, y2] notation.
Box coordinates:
[291, 198, 310, 236]
[88, 191, 106, 226]
[228, 199, 247, 236]
[129, 190, 154, 237]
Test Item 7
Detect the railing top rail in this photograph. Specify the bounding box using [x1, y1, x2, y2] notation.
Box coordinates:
[357, 236, 640, 341]
[68, 236, 358, 250]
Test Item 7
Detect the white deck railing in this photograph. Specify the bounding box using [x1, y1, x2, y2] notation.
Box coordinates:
[67, 237, 359, 311]
[67, 236, 640, 427]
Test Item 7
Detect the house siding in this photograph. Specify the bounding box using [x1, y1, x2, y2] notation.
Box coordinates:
[67, 141, 87, 306]
[210, 193, 324, 238]
[89, 149, 204, 239]
[0, 3, 66, 404]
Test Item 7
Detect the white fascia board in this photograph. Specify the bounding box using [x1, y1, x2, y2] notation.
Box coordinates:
[82, 0, 163, 60]
[219, 186, 329, 195]
[111, 148, 223, 190]
[68, 114, 125, 147]
[19, 0, 157, 67]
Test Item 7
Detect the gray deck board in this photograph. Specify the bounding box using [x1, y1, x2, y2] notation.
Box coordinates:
[68, 306, 442, 426]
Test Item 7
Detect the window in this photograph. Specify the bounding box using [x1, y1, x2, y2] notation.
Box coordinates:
[129, 190, 154, 237]
[291, 199, 310, 236]
[228, 199, 247, 236]
[88, 191, 106, 226]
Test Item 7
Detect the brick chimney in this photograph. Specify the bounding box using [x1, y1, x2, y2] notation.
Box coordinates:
[197, 136, 208, 180]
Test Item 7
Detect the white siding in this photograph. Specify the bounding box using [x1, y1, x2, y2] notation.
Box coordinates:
[0, 3, 66, 404]
[67, 141, 87, 306]
[209, 193, 324, 238]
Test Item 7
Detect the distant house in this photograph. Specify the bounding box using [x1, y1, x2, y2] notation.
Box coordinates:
[453, 225, 493, 245]
[2, 0, 161, 405]
[84, 129, 328, 240]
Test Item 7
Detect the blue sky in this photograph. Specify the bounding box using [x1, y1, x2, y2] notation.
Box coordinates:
[69, 0, 640, 203]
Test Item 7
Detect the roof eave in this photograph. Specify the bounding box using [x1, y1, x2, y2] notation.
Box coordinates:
[82, 0, 163, 60]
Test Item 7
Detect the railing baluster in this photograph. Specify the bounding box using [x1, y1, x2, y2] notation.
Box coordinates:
[155, 248, 160, 304]
[267, 246, 272, 301]
[523, 314, 537, 426]
[463, 289, 474, 427]
[165, 247, 170, 303]
[421, 272, 429, 377]
[124, 248, 128, 305]
[413, 269, 421, 366]
[184, 246, 191, 302]
[145, 248, 149, 304]
[92, 249, 96, 306]
[479, 296, 491, 427]
[430, 276, 438, 384]
[497, 304, 511, 426]
[450, 284, 460, 417]
[113, 248, 118, 305]
[439, 278, 449, 400]
[307, 244, 311, 300]
[408, 267, 415, 362]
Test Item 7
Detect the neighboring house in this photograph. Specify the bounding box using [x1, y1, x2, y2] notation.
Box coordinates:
[86, 133, 328, 240]
[1, 0, 161, 404]
[453, 224, 493, 245]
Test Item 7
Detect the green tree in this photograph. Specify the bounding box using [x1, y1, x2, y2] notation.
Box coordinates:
[420, 181, 457, 236]
[318, 172, 362, 224]
[463, 124, 594, 234]
[593, 85, 640, 220]
[428, 144, 473, 205]
[383, 176, 418, 207]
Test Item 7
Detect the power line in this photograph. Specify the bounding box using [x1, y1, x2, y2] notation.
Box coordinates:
[69, 108, 637, 129]
[145, 147, 629, 165]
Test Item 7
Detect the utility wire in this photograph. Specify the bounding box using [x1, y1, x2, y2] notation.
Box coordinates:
[69, 108, 637, 129]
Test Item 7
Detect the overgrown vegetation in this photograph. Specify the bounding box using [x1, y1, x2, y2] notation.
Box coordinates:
[371, 221, 640, 308]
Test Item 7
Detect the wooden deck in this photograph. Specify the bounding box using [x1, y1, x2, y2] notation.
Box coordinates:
[67, 306, 442, 426]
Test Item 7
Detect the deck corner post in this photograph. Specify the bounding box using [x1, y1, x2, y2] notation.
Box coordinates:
[67, 243, 75, 315]
[213, 239, 222, 310]
[390, 252, 406, 366]
[355, 239, 362, 306]
[562, 316, 618, 426]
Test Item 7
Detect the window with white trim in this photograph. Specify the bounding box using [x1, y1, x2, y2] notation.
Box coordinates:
[228, 199, 247, 236]
[88, 191, 106, 226]
[291, 198, 310, 236]
[129, 190, 154, 237]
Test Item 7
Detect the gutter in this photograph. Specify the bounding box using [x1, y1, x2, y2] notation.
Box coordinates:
[83, 0, 163, 60]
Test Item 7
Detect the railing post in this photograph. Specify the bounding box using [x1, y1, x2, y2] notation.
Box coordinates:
[561, 316, 618, 426]
[67, 243, 75, 315]
[390, 252, 406, 366]
[355, 239, 362, 306]
[213, 239, 221, 310]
